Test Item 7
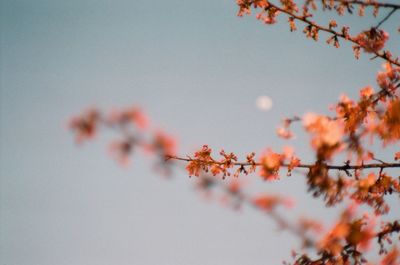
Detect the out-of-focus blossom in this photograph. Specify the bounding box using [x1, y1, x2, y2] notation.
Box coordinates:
[299, 217, 323, 234]
[69, 108, 100, 144]
[380, 247, 399, 265]
[276, 126, 294, 139]
[108, 106, 149, 129]
[252, 194, 293, 212]
[108, 139, 133, 166]
[152, 130, 177, 156]
[282, 146, 294, 159]
[303, 112, 344, 159]
[377, 99, 400, 143]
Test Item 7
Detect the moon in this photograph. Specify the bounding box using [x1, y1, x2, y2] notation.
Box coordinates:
[256, 95, 273, 111]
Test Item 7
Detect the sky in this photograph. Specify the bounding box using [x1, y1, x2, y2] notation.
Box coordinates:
[1, 0, 399, 264]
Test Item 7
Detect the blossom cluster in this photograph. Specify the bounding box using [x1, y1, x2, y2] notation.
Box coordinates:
[69, 107, 176, 167]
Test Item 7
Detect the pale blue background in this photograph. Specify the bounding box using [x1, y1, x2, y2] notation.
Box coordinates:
[1, 1, 399, 264]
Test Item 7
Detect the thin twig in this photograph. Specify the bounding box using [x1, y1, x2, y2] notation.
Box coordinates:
[375, 8, 397, 28]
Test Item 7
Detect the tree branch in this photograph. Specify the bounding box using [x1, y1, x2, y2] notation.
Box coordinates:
[246, 0, 400, 66]
[166, 154, 400, 171]
[332, 0, 400, 9]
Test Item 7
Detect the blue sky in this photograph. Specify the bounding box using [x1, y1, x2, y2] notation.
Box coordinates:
[1, 0, 399, 264]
